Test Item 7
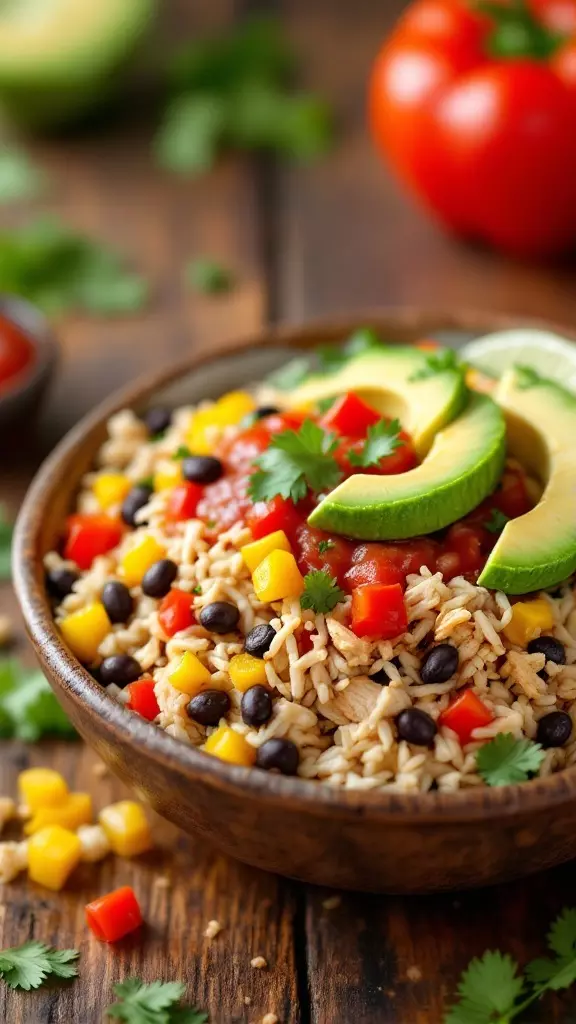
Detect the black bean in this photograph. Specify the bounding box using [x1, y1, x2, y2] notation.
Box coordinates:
[102, 581, 134, 624]
[256, 738, 299, 775]
[199, 601, 240, 634]
[245, 624, 277, 658]
[144, 407, 172, 436]
[121, 484, 153, 527]
[187, 689, 231, 726]
[99, 655, 142, 688]
[182, 455, 223, 485]
[46, 567, 78, 600]
[241, 685, 273, 726]
[240, 406, 280, 429]
[527, 636, 566, 665]
[420, 644, 459, 685]
[536, 711, 573, 749]
[142, 559, 178, 598]
[396, 708, 437, 747]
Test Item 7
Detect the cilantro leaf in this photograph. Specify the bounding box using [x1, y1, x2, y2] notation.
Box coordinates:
[248, 420, 342, 503]
[476, 733, 545, 787]
[514, 364, 556, 390]
[186, 259, 234, 295]
[317, 539, 335, 554]
[0, 942, 78, 991]
[525, 908, 576, 992]
[107, 979, 206, 1024]
[484, 508, 510, 535]
[0, 148, 45, 204]
[344, 327, 384, 359]
[301, 569, 346, 614]
[267, 356, 311, 391]
[348, 419, 402, 469]
[229, 82, 332, 161]
[155, 95, 228, 175]
[0, 657, 76, 742]
[444, 951, 524, 1024]
[0, 504, 13, 580]
[409, 348, 460, 382]
[172, 445, 191, 461]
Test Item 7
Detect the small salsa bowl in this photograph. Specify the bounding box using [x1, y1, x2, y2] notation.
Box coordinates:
[0, 294, 57, 430]
[13, 309, 576, 893]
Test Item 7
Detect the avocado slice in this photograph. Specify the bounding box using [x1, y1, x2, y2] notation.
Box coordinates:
[309, 393, 506, 540]
[291, 348, 466, 457]
[0, 0, 156, 129]
[478, 369, 576, 594]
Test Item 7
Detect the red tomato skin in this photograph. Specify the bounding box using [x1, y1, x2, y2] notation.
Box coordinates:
[125, 679, 160, 721]
[351, 583, 408, 640]
[85, 886, 143, 943]
[343, 431, 418, 477]
[246, 496, 305, 543]
[439, 689, 494, 743]
[295, 524, 354, 587]
[158, 589, 195, 637]
[64, 514, 123, 570]
[0, 317, 36, 390]
[167, 482, 203, 522]
[344, 559, 405, 591]
[320, 392, 381, 437]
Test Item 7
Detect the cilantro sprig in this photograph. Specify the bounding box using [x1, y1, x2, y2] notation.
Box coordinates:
[476, 733, 545, 787]
[106, 979, 207, 1024]
[445, 907, 576, 1022]
[484, 507, 510, 534]
[300, 569, 346, 614]
[409, 348, 460, 382]
[0, 942, 79, 991]
[172, 445, 192, 461]
[348, 419, 402, 469]
[0, 657, 76, 742]
[0, 147, 45, 204]
[248, 419, 343, 503]
[514, 364, 553, 390]
[186, 258, 234, 295]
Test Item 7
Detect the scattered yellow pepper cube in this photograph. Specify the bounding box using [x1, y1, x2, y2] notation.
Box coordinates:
[186, 408, 218, 456]
[93, 473, 131, 509]
[120, 534, 165, 587]
[503, 598, 555, 648]
[24, 793, 93, 836]
[252, 550, 305, 603]
[215, 390, 256, 424]
[28, 825, 82, 891]
[186, 391, 256, 454]
[241, 530, 292, 572]
[153, 462, 183, 492]
[229, 653, 269, 692]
[18, 768, 69, 811]
[169, 651, 212, 696]
[98, 800, 152, 857]
[60, 602, 111, 663]
[204, 725, 256, 767]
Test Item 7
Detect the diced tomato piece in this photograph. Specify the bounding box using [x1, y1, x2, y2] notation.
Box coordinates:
[262, 411, 307, 433]
[443, 523, 485, 576]
[439, 690, 494, 744]
[167, 482, 203, 521]
[125, 679, 160, 721]
[85, 886, 143, 943]
[350, 583, 408, 640]
[342, 429, 418, 477]
[298, 627, 315, 655]
[320, 392, 381, 437]
[218, 424, 271, 472]
[64, 514, 123, 570]
[295, 524, 354, 587]
[344, 558, 404, 590]
[247, 495, 305, 543]
[158, 588, 195, 637]
[436, 550, 461, 581]
[350, 541, 438, 580]
[494, 468, 531, 520]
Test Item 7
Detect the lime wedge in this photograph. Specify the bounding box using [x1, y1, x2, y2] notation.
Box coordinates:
[462, 329, 576, 392]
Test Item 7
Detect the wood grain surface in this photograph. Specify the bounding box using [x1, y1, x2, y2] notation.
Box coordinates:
[3, 0, 576, 1021]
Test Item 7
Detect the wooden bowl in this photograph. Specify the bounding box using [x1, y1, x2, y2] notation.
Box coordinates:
[13, 309, 576, 894]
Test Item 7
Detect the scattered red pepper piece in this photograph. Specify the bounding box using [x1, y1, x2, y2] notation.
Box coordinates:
[350, 582, 408, 640]
[64, 514, 123, 570]
[439, 689, 494, 744]
[124, 679, 160, 721]
[166, 481, 203, 521]
[319, 391, 381, 437]
[85, 885, 143, 943]
[246, 495, 304, 542]
[158, 588, 195, 637]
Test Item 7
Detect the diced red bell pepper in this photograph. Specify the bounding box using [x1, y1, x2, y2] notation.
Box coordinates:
[351, 583, 408, 640]
[439, 690, 494, 745]
[64, 514, 123, 570]
[166, 482, 203, 522]
[125, 678, 160, 721]
[246, 495, 304, 542]
[85, 885, 143, 943]
[158, 588, 195, 637]
[320, 392, 381, 437]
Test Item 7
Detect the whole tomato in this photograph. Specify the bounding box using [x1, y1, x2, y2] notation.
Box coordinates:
[369, 0, 576, 257]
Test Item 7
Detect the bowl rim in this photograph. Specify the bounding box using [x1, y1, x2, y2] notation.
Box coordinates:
[0, 294, 57, 404]
[13, 307, 576, 825]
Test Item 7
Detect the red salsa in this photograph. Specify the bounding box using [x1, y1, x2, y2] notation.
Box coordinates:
[0, 315, 36, 392]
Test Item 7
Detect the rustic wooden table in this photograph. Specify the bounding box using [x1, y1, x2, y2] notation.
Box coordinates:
[2, 2, 576, 1022]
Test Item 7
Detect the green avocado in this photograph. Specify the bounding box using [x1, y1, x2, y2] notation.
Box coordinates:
[291, 347, 466, 457]
[478, 369, 576, 594]
[0, 0, 156, 129]
[309, 393, 506, 540]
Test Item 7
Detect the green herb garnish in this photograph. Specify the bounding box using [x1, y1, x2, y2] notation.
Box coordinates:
[300, 569, 346, 614]
[0, 658, 76, 742]
[484, 508, 510, 534]
[476, 733, 545, 787]
[0, 147, 45, 204]
[317, 539, 335, 555]
[172, 445, 192, 461]
[139, 476, 155, 489]
[0, 505, 13, 581]
[409, 348, 460, 382]
[249, 420, 342, 503]
[192, 584, 202, 595]
[186, 258, 234, 295]
[0, 942, 78, 991]
[514, 364, 553, 390]
[106, 978, 207, 1023]
[267, 356, 311, 391]
[348, 418, 402, 469]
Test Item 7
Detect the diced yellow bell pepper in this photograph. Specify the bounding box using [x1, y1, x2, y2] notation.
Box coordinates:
[229, 653, 269, 692]
[216, 390, 256, 423]
[93, 473, 131, 509]
[98, 800, 152, 857]
[18, 768, 69, 811]
[120, 534, 165, 587]
[204, 725, 256, 766]
[186, 391, 256, 454]
[503, 598, 555, 648]
[252, 550, 305, 603]
[169, 651, 212, 696]
[24, 793, 93, 836]
[153, 462, 183, 492]
[60, 602, 111, 663]
[28, 825, 82, 891]
[241, 530, 292, 572]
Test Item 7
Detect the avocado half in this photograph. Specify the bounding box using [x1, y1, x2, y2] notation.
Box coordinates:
[478, 369, 576, 594]
[0, 0, 156, 129]
[309, 393, 506, 540]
